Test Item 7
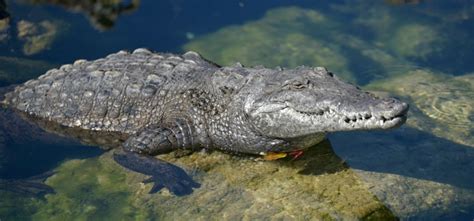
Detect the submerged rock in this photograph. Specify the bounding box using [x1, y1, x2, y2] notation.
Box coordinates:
[366, 69, 474, 148]
[27, 141, 396, 220]
[184, 6, 453, 84]
[183, 7, 355, 82]
[17, 20, 62, 55]
[331, 127, 474, 220]
[388, 24, 445, 60]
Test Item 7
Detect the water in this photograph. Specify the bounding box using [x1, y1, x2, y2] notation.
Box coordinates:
[1, 0, 474, 220]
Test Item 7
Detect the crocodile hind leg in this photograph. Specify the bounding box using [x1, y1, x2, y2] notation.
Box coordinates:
[113, 119, 200, 196]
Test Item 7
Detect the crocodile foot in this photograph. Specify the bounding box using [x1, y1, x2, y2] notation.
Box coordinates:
[289, 150, 304, 160]
[113, 151, 200, 196]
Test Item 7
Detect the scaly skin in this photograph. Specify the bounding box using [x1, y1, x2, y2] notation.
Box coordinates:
[2, 48, 409, 195]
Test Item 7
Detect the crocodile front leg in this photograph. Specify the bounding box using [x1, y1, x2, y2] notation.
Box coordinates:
[113, 119, 200, 196]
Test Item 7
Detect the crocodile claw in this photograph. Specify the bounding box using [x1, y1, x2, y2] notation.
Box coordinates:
[113, 151, 200, 196]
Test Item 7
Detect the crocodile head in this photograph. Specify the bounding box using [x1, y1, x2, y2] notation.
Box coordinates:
[241, 66, 409, 140]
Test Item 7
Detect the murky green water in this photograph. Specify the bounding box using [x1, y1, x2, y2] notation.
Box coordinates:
[1, 0, 474, 220]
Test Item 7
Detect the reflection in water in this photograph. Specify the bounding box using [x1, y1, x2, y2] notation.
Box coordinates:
[23, 0, 140, 30]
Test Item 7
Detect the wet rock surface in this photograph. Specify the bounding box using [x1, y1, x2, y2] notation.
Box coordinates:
[33, 141, 396, 220]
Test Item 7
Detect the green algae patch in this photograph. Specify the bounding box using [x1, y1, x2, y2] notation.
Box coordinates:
[388, 24, 444, 60]
[17, 20, 63, 55]
[366, 69, 474, 148]
[0, 56, 55, 85]
[183, 7, 355, 82]
[31, 142, 396, 220]
[132, 140, 397, 220]
[32, 154, 152, 221]
[0, 191, 43, 220]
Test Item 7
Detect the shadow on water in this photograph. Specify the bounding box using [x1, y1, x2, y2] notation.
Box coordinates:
[329, 126, 474, 190]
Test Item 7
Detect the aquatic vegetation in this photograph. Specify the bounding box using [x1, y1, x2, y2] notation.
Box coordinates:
[9, 142, 397, 220]
[366, 69, 474, 148]
[0, 191, 43, 220]
[332, 1, 474, 74]
[134, 141, 395, 220]
[0, 56, 55, 85]
[388, 24, 445, 60]
[17, 20, 62, 55]
[184, 7, 355, 82]
[32, 154, 152, 220]
[183, 6, 444, 84]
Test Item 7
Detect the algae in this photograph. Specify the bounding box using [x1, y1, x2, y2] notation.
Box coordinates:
[17, 20, 62, 55]
[15, 141, 398, 220]
[140, 140, 396, 220]
[32, 155, 152, 221]
[366, 69, 474, 148]
[183, 6, 447, 84]
[0, 191, 43, 220]
[389, 24, 445, 60]
[183, 7, 355, 82]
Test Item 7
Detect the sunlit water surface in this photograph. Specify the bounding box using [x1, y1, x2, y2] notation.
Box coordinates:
[1, 0, 474, 220]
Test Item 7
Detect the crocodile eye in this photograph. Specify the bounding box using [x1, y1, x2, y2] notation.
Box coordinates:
[284, 80, 310, 90]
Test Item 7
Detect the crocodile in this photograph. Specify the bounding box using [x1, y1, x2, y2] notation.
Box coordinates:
[1, 48, 409, 195]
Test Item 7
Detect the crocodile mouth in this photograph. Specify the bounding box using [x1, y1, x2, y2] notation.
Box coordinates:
[251, 101, 409, 131]
[287, 102, 409, 130]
